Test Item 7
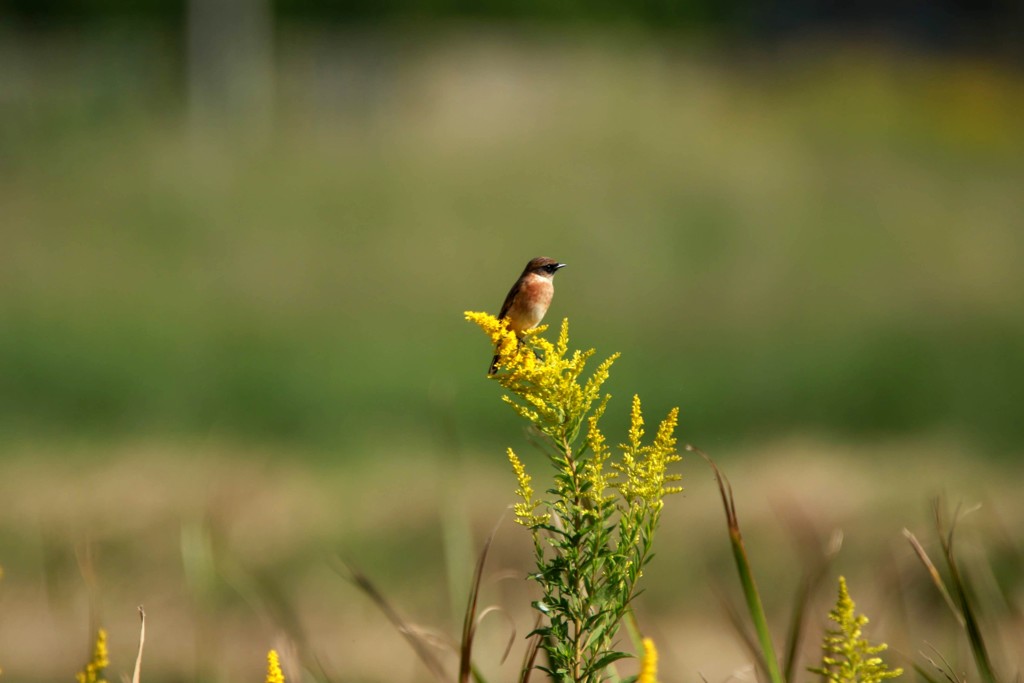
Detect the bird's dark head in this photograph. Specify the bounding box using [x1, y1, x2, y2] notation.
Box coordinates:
[524, 256, 566, 278]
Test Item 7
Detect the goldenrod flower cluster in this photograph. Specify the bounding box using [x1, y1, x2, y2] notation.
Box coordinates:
[609, 395, 682, 509]
[508, 448, 549, 527]
[582, 400, 614, 508]
[811, 577, 903, 683]
[75, 628, 109, 683]
[468, 311, 682, 683]
[638, 638, 661, 683]
[265, 649, 286, 683]
[464, 312, 618, 445]
[467, 311, 682, 523]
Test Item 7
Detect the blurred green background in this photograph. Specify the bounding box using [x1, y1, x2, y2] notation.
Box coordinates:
[3, 16, 1023, 455]
[2, 2, 1024, 681]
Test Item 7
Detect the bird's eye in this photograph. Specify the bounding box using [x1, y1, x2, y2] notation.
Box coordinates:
[545, 264, 557, 273]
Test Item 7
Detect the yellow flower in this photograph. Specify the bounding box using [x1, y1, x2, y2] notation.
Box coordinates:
[811, 577, 903, 683]
[463, 310, 522, 372]
[468, 311, 682, 513]
[266, 649, 286, 683]
[75, 628, 109, 683]
[508, 448, 549, 527]
[469, 310, 684, 682]
[582, 398, 616, 508]
[638, 637, 660, 683]
[614, 396, 683, 508]
[628, 393, 645, 450]
[465, 312, 618, 444]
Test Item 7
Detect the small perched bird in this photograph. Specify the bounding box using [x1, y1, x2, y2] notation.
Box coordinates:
[489, 256, 567, 374]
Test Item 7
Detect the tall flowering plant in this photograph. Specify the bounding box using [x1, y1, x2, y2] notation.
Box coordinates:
[466, 312, 681, 683]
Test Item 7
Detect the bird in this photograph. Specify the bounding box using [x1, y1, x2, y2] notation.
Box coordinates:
[489, 256, 566, 374]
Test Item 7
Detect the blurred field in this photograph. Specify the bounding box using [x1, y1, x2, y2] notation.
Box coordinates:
[3, 29, 1024, 454]
[2, 25, 1024, 683]
[1, 438, 1023, 682]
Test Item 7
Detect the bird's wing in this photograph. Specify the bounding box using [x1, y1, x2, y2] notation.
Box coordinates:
[497, 277, 523, 321]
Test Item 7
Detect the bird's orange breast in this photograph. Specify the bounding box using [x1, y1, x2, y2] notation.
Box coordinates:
[506, 274, 553, 332]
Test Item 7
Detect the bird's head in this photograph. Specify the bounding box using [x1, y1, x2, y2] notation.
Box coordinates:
[524, 257, 567, 279]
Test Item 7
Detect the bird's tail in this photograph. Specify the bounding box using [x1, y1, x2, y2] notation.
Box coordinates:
[488, 354, 500, 375]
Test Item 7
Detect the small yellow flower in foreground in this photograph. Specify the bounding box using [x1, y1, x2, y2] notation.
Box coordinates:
[75, 628, 109, 683]
[638, 637, 660, 683]
[265, 649, 286, 683]
[810, 577, 902, 683]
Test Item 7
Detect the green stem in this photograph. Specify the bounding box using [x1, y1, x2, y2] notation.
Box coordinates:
[730, 526, 786, 683]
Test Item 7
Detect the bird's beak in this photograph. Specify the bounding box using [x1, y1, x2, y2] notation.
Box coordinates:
[556, 263, 567, 270]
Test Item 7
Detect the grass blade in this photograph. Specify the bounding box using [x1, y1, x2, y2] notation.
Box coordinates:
[459, 513, 506, 683]
[337, 559, 448, 682]
[692, 445, 786, 683]
[919, 642, 968, 683]
[933, 500, 999, 683]
[781, 529, 842, 682]
[132, 606, 146, 683]
[712, 581, 766, 670]
[518, 614, 543, 683]
[903, 528, 964, 627]
[621, 608, 645, 655]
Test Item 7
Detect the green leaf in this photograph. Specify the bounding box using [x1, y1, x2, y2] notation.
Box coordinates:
[587, 650, 631, 674]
